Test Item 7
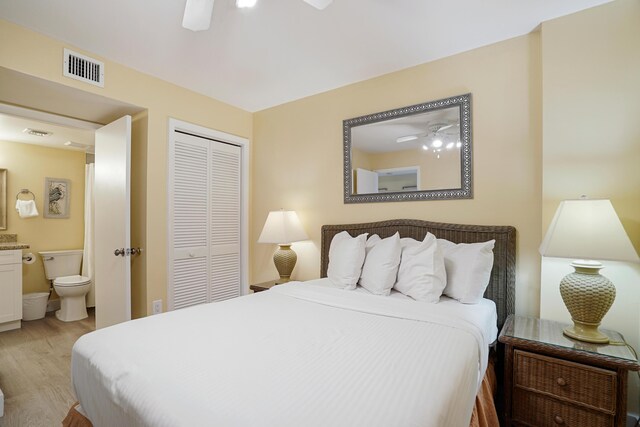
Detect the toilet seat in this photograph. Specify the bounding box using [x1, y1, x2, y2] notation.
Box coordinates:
[54, 275, 91, 287]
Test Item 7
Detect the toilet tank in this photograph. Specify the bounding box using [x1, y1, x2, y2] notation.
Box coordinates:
[39, 250, 84, 280]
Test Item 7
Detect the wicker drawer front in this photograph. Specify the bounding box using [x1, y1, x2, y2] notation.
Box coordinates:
[514, 350, 616, 413]
[513, 388, 614, 427]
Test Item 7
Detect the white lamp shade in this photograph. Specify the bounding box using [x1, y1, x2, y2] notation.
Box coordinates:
[540, 199, 639, 262]
[258, 211, 308, 244]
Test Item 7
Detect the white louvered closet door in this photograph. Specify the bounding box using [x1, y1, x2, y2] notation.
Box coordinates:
[171, 133, 210, 310]
[170, 132, 242, 310]
[210, 142, 241, 301]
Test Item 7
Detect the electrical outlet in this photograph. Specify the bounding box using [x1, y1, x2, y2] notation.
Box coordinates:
[152, 300, 163, 315]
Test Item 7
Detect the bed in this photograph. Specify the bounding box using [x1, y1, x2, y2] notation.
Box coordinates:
[65, 219, 516, 427]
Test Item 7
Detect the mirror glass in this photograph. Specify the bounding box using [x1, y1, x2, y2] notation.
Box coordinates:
[344, 94, 472, 203]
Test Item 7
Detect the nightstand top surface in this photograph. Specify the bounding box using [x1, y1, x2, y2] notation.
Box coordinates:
[249, 280, 280, 292]
[499, 315, 639, 369]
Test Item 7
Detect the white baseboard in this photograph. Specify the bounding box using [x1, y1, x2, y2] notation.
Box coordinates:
[46, 299, 60, 312]
[0, 320, 20, 332]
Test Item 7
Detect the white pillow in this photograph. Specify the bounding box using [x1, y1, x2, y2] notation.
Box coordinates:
[364, 234, 381, 255]
[327, 231, 368, 290]
[359, 232, 401, 296]
[438, 238, 495, 304]
[394, 233, 447, 303]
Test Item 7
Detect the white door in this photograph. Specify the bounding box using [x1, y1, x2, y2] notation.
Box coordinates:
[356, 168, 379, 194]
[94, 116, 131, 329]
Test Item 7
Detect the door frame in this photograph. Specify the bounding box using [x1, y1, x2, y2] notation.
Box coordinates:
[167, 118, 250, 309]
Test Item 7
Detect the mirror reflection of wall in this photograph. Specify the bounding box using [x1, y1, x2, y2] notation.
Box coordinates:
[345, 94, 472, 203]
[377, 167, 418, 193]
[354, 167, 419, 194]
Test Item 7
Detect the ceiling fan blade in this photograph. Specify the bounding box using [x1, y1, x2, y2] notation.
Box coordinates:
[436, 124, 453, 132]
[182, 0, 214, 32]
[302, 0, 333, 10]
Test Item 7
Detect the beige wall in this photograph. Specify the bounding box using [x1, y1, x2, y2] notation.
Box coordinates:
[253, 34, 543, 317]
[0, 19, 253, 315]
[541, 0, 640, 244]
[350, 147, 373, 171]
[0, 140, 85, 294]
[130, 111, 148, 319]
[368, 148, 460, 191]
[539, 0, 640, 412]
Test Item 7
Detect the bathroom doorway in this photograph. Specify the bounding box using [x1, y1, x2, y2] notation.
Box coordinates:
[0, 67, 146, 329]
[0, 110, 98, 321]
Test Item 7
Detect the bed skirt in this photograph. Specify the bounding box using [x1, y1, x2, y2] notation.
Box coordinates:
[63, 360, 499, 427]
[470, 354, 499, 427]
[62, 403, 91, 427]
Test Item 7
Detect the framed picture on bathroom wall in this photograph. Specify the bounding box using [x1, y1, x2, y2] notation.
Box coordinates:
[44, 177, 70, 219]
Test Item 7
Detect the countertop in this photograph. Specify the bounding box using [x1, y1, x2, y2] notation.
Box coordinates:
[0, 234, 30, 250]
[0, 243, 30, 250]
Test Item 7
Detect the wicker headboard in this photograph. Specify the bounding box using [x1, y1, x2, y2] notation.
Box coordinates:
[320, 219, 516, 329]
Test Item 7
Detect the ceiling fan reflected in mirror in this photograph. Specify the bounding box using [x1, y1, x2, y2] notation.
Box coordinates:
[182, 0, 333, 31]
[395, 122, 460, 145]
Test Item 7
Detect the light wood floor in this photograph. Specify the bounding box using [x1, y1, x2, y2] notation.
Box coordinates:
[0, 309, 95, 427]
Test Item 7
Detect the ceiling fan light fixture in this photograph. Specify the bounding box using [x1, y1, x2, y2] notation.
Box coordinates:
[432, 139, 443, 148]
[182, 0, 215, 32]
[236, 0, 257, 8]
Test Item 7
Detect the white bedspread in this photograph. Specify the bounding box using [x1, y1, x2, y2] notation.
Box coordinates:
[72, 281, 493, 427]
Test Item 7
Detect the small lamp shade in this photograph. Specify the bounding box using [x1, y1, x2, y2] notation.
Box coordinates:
[258, 210, 308, 244]
[539, 199, 639, 262]
[258, 210, 308, 283]
[540, 198, 638, 344]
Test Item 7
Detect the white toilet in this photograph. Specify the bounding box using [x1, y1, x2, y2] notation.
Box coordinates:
[39, 250, 91, 322]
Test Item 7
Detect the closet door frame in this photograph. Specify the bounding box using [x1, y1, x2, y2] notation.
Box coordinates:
[167, 118, 249, 310]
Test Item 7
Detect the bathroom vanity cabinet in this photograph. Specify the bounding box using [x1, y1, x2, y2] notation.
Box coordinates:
[0, 249, 22, 332]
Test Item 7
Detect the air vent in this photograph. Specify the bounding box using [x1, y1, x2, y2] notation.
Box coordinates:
[63, 48, 104, 87]
[23, 128, 52, 137]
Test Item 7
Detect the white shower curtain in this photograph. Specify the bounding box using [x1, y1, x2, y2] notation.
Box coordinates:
[82, 163, 95, 307]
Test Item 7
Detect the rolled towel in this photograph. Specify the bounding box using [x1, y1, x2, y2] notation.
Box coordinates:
[15, 200, 39, 218]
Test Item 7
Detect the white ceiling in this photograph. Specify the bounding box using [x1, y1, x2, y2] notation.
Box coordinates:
[0, 0, 610, 112]
[0, 113, 95, 152]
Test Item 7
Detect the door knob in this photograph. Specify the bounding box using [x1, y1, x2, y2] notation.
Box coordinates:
[128, 247, 143, 256]
[114, 248, 125, 257]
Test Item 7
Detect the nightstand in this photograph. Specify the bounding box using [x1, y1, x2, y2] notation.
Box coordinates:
[249, 280, 280, 293]
[499, 315, 639, 427]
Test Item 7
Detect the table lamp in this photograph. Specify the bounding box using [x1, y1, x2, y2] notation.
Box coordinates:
[258, 210, 308, 283]
[539, 198, 639, 343]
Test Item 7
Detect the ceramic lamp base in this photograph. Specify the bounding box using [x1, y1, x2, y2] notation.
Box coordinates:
[559, 260, 615, 344]
[273, 244, 297, 283]
[563, 321, 610, 344]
